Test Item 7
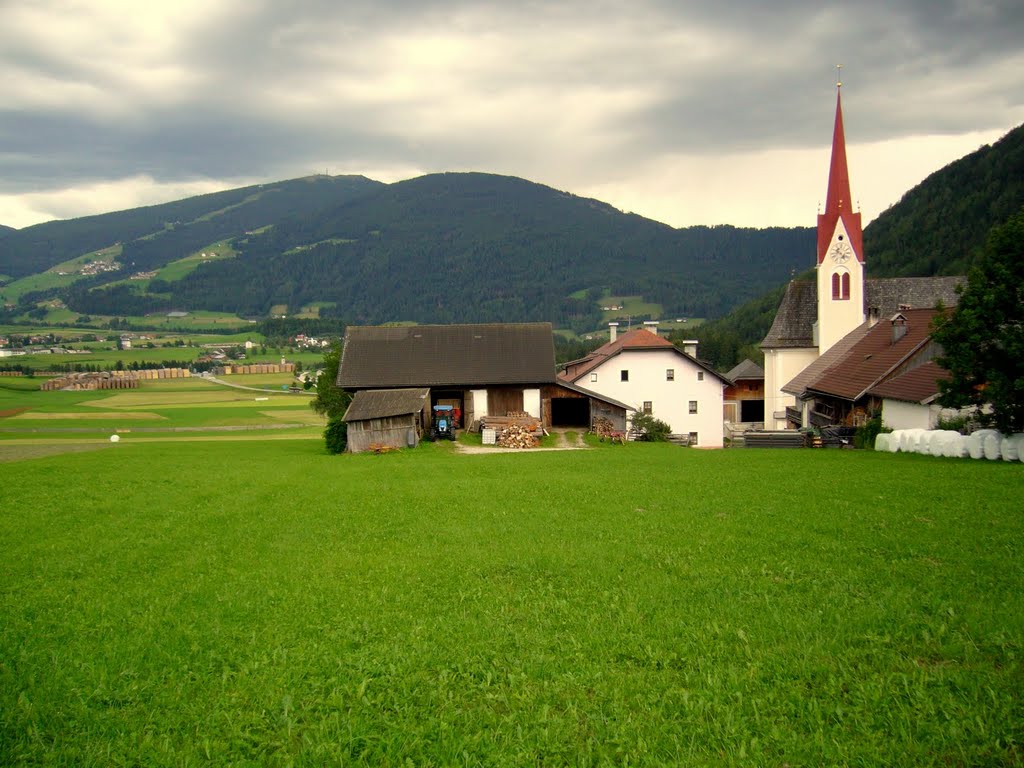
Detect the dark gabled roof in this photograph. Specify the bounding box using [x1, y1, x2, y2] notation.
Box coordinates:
[725, 359, 764, 382]
[761, 281, 818, 348]
[801, 309, 942, 401]
[867, 360, 949, 404]
[338, 323, 556, 389]
[558, 328, 730, 385]
[761, 276, 964, 350]
[782, 322, 871, 396]
[343, 388, 430, 422]
[554, 380, 634, 412]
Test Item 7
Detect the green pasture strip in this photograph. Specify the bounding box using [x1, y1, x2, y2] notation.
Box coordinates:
[1, 444, 1021, 766]
[155, 242, 237, 283]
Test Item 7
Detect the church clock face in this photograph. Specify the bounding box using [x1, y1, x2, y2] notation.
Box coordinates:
[830, 241, 852, 263]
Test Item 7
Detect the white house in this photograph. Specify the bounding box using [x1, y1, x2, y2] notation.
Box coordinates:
[559, 325, 728, 447]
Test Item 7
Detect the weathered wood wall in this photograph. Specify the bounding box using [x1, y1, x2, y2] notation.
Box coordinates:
[347, 414, 420, 453]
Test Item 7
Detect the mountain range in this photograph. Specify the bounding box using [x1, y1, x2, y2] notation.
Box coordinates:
[2, 121, 1021, 344]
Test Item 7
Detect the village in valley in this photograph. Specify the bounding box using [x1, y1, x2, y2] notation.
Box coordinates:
[1, 86, 1015, 459]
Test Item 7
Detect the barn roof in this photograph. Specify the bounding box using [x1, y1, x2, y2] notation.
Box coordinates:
[724, 359, 764, 382]
[343, 388, 430, 422]
[794, 309, 942, 402]
[761, 276, 964, 350]
[867, 360, 949, 404]
[338, 323, 556, 389]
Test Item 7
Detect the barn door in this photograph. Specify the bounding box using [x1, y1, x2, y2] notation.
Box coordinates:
[488, 387, 524, 416]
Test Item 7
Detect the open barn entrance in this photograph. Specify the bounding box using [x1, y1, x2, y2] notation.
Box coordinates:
[550, 397, 590, 428]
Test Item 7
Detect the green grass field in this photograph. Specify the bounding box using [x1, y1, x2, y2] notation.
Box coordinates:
[0, 414, 1021, 765]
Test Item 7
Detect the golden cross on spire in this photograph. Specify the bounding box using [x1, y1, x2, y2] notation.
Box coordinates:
[836, 64, 843, 88]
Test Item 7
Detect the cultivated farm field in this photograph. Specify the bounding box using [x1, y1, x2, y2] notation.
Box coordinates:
[0, 422, 1022, 765]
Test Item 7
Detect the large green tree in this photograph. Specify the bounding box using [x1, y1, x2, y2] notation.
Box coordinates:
[310, 341, 352, 453]
[933, 207, 1024, 433]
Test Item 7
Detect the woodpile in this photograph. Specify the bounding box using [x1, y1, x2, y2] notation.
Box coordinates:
[496, 423, 539, 449]
[592, 416, 625, 443]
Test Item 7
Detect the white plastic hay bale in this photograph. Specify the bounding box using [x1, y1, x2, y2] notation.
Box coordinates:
[874, 433, 892, 452]
[967, 430, 990, 460]
[983, 432, 1003, 460]
[917, 431, 935, 455]
[928, 431, 951, 457]
[109, 434, 120, 443]
[947, 433, 969, 458]
[1001, 433, 1023, 462]
[904, 428, 925, 453]
[889, 429, 904, 451]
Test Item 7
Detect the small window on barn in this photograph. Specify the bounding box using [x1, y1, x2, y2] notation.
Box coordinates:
[666, 369, 674, 381]
[621, 370, 629, 382]
[697, 371, 704, 381]
[643, 401, 652, 414]
[689, 400, 698, 414]
[590, 373, 597, 382]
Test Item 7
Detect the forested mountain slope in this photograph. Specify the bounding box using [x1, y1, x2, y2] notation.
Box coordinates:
[164, 173, 814, 328]
[0, 175, 383, 278]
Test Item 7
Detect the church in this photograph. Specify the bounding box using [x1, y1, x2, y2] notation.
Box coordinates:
[760, 79, 963, 431]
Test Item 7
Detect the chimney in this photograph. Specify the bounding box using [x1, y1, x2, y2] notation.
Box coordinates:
[891, 315, 907, 344]
[608, 322, 619, 343]
[643, 320, 659, 336]
[682, 339, 698, 357]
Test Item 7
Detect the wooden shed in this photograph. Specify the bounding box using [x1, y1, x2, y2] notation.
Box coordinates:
[342, 388, 430, 453]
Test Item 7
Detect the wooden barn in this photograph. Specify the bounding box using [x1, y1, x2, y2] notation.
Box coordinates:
[342, 388, 429, 453]
[336, 323, 630, 439]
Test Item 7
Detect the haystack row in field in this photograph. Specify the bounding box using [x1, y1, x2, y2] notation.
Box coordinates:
[877, 428, 1024, 461]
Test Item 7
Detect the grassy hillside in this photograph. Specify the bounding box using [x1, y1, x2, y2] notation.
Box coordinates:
[0, 175, 383, 280]
[0, 429, 1021, 765]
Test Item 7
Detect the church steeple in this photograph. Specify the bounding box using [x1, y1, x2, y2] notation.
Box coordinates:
[815, 71, 866, 355]
[817, 76, 863, 265]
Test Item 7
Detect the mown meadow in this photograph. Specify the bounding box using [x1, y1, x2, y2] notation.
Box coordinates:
[1, 422, 1022, 765]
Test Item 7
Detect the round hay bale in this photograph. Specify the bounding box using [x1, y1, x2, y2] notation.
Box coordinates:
[918, 431, 935, 454]
[109, 434, 120, 443]
[983, 432, 1003, 460]
[1001, 433, 1023, 462]
[874, 433, 892, 452]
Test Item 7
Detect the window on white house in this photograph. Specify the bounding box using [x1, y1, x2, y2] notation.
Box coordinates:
[590, 373, 598, 382]
[666, 369, 674, 381]
[621, 370, 629, 382]
[643, 401, 652, 414]
[697, 371, 704, 381]
[689, 400, 698, 414]
[689, 432, 699, 444]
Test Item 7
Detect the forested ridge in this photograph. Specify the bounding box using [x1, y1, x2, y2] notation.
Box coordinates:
[4, 120, 1020, 351]
[3, 172, 814, 330]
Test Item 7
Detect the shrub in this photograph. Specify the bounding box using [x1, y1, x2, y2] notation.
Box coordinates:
[630, 412, 672, 442]
[324, 416, 348, 454]
[854, 413, 890, 449]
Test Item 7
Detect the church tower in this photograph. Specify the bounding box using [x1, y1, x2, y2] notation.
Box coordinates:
[815, 73, 865, 354]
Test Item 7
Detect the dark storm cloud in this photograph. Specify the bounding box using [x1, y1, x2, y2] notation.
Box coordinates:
[0, 0, 1021, 224]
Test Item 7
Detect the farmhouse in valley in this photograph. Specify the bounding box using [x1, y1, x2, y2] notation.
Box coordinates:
[761, 81, 964, 430]
[337, 322, 631, 451]
[557, 323, 728, 447]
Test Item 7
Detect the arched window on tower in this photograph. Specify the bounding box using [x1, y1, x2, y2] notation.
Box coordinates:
[832, 270, 850, 301]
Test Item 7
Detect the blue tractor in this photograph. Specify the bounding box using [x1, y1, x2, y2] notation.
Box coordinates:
[430, 404, 456, 441]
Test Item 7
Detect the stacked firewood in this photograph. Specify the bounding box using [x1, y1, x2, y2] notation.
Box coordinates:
[496, 423, 539, 448]
[592, 416, 625, 444]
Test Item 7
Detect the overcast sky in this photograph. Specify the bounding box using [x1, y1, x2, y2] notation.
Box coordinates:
[2, 0, 1022, 231]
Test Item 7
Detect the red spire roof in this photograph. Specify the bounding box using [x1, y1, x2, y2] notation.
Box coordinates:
[817, 86, 863, 264]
